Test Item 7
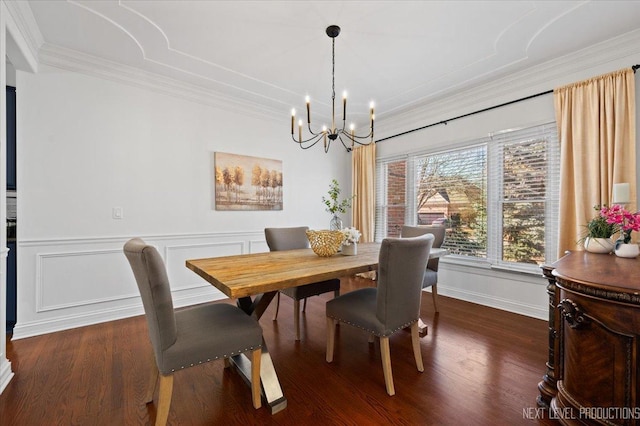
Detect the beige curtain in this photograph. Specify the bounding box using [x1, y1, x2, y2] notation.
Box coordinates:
[555, 68, 636, 256]
[351, 143, 376, 242]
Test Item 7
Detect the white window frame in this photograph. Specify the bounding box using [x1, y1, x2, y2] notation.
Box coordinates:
[375, 122, 560, 274]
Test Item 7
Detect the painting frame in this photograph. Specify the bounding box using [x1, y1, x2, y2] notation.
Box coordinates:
[213, 152, 283, 211]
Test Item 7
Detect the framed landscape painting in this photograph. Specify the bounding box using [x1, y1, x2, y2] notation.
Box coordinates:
[213, 152, 283, 211]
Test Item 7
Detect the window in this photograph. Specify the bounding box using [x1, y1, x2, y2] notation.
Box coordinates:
[375, 159, 407, 238]
[376, 122, 559, 271]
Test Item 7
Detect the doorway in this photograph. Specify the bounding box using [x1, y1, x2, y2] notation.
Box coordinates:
[6, 84, 16, 334]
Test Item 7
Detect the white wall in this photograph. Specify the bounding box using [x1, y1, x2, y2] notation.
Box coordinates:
[12, 64, 351, 338]
[374, 33, 640, 320]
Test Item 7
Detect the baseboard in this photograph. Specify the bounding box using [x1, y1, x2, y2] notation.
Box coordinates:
[0, 358, 14, 394]
[11, 303, 145, 340]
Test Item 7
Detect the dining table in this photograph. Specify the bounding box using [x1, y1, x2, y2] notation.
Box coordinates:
[185, 242, 447, 414]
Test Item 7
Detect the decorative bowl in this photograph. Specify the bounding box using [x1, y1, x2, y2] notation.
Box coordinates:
[306, 230, 344, 257]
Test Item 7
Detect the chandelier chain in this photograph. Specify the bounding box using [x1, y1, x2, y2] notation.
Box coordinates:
[331, 37, 336, 106]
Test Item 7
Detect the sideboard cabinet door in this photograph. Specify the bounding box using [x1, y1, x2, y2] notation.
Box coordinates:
[555, 286, 639, 423]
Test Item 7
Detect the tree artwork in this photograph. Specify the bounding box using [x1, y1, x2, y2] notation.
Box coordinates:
[213, 152, 283, 211]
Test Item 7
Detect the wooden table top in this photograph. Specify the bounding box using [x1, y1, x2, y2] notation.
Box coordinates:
[186, 242, 382, 298]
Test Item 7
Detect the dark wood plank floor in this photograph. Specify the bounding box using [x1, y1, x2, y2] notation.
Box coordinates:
[1, 276, 557, 425]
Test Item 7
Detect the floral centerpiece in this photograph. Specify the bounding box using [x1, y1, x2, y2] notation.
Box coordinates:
[579, 205, 618, 253]
[600, 204, 640, 258]
[578, 205, 618, 253]
[600, 205, 640, 243]
[341, 227, 361, 246]
[340, 227, 361, 256]
[584, 205, 619, 239]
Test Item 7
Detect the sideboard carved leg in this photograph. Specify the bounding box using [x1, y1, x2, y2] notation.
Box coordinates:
[537, 265, 558, 409]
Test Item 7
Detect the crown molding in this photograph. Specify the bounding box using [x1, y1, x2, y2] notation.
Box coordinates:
[3, 0, 42, 72]
[37, 42, 284, 123]
[376, 29, 640, 139]
[3, 0, 43, 49]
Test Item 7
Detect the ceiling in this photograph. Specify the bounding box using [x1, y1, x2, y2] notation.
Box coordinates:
[24, 1, 640, 128]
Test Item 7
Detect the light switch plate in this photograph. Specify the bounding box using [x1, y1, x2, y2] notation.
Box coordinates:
[112, 207, 123, 219]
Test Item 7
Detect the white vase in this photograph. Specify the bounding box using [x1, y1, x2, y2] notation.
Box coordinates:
[615, 243, 640, 258]
[341, 243, 357, 256]
[584, 237, 614, 254]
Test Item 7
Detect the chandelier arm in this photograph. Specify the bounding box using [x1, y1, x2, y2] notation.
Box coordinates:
[340, 128, 374, 141]
[352, 138, 374, 147]
[292, 132, 324, 146]
[293, 134, 324, 150]
[306, 122, 323, 136]
[337, 135, 352, 152]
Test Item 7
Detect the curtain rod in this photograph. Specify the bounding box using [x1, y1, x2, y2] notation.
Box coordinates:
[376, 64, 640, 144]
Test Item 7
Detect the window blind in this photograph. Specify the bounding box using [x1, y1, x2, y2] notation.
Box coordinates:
[415, 145, 487, 258]
[488, 122, 560, 267]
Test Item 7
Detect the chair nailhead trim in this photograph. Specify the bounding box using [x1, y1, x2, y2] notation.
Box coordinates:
[168, 344, 263, 372]
[327, 316, 417, 337]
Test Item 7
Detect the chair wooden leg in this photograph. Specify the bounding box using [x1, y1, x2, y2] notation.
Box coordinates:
[411, 322, 424, 372]
[326, 317, 336, 362]
[250, 348, 262, 409]
[431, 284, 439, 313]
[368, 334, 375, 343]
[272, 292, 281, 320]
[155, 374, 173, 426]
[334, 290, 341, 327]
[145, 360, 159, 404]
[223, 358, 232, 369]
[380, 337, 395, 396]
[293, 299, 301, 341]
[302, 297, 307, 312]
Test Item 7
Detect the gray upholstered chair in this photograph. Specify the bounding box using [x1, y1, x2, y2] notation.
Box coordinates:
[400, 225, 446, 312]
[123, 238, 263, 425]
[265, 227, 341, 341]
[326, 234, 434, 396]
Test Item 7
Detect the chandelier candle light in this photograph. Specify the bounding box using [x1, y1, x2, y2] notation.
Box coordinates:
[291, 25, 375, 153]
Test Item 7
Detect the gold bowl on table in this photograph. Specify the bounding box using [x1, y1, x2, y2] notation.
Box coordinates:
[306, 230, 344, 257]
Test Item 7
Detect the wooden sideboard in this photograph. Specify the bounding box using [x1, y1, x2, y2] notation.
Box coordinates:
[538, 251, 640, 425]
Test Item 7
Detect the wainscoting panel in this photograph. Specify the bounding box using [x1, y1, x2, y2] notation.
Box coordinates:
[12, 231, 265, 339]
[249, 239, 270, 254]
[36, 248, 138, 312]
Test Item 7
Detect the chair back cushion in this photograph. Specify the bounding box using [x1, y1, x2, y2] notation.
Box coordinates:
[401, 225, 445, 247]
[401, 225, 445, 271]
[376, 234, 434, 332]
[123, 238, 177, 363]
[265, 226, 310, 251]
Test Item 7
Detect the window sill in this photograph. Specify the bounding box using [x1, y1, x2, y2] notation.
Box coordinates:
[441, 255, 545, 277]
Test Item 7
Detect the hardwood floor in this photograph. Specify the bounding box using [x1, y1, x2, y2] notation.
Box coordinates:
[1, 276, 557, 425]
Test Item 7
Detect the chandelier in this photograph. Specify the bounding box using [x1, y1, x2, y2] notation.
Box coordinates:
[290, 25, 375, 153]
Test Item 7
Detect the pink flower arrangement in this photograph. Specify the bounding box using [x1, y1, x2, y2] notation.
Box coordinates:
[600, 205, 640, 244]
